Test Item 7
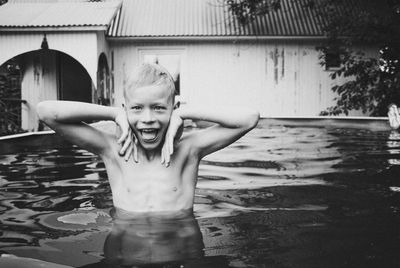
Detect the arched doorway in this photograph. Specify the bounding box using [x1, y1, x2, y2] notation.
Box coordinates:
[0, 49, 93, 133]
[58, 52, 92, 103]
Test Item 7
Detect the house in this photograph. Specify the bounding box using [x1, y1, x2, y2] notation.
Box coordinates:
[0, 0, 376, 132]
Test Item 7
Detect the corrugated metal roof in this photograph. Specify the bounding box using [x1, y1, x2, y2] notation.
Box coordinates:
[107, 0, 345, 37]
[0, 0, 122, 28]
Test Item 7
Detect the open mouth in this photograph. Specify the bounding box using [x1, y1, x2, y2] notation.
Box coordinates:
[139, 128, 159, 142]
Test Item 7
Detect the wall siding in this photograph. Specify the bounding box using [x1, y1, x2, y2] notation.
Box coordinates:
[110, 40, 369, 117]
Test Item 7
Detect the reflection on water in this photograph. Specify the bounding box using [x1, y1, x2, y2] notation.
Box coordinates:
[387, 131, 400, 165]
[89, 209, 204, 267]
[1, 120, 400, 267]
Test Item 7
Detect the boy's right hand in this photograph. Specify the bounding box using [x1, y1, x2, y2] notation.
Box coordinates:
[115, 109, 138, 162]
[161, 110, 184, 167]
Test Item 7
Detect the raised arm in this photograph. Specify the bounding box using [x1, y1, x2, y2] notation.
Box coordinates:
[36, 101, 130, 156]
[163, 104, 259, 163]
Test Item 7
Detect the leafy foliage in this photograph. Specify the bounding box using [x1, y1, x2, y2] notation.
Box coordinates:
[226, 0, 400, 116]
[0, 61, 24, 136]
[226, 0, 282, 24]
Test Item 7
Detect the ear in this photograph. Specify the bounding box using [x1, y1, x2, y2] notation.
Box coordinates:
[173, 101, 180, 110]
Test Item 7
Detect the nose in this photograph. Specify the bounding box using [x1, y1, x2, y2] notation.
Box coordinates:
[141, 108, 155, 124]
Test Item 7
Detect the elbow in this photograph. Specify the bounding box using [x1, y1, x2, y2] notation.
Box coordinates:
[36, 101, 57, 123]
[245, 110, 260, 130]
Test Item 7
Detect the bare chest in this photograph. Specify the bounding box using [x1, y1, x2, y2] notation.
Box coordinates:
[107, 159, 194, 211]
[124, 162, 180, 188]
[102, 143, 198, 211]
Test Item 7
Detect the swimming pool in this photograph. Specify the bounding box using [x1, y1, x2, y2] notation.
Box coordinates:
[0, 118, 400, 267]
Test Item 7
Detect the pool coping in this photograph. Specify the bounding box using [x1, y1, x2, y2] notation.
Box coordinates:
[0, 130, 55, 141]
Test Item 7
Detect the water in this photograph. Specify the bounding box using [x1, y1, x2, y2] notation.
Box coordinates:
[0, 119, 400, 267]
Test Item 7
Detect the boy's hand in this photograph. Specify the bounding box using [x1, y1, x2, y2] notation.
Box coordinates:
[115, 109, 138, 162]
[161, 111, 184, 167]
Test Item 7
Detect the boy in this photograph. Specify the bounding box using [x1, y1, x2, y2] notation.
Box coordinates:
[37, 63, 259, 214]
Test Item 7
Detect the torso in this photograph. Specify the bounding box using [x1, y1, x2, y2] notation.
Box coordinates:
[101, 134, 199, 212]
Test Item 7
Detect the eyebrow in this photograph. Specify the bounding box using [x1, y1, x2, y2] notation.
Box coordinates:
[128, 101, 169, 106]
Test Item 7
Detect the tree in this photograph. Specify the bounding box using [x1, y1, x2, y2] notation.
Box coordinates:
[226, 0, 400, 116]
[0, 60, 23, 136]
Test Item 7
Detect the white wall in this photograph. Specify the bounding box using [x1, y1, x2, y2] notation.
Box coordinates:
[21, 51, 58, 131]
[0, 32, 99, 84]
[0, 31, 109, 130]
[110, 40, 374, 117]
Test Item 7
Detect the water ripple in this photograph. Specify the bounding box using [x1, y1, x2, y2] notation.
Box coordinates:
[1, 121, 400, 267]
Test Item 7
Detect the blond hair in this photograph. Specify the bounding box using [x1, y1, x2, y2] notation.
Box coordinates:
[124, 63, 176, 103]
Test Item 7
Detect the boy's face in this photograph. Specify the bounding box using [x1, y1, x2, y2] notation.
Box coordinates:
[124, 84, 174, 151]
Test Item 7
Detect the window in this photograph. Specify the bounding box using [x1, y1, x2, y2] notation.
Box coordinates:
[325, 52, 341, 70]
[140, 49, 182, 96]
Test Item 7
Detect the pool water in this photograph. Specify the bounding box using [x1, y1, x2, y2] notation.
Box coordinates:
[1, 119, 400, 267]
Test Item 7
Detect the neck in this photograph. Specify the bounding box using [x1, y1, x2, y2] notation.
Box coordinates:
[137, 145, 161, 161]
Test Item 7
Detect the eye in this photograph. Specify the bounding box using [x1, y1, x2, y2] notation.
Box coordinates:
[154, 105, 166, 111]
[130, 106, 142, 111]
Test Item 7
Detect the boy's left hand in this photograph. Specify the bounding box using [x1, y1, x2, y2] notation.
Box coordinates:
[161, 111, 184, 167]
[115, 109, 138, 162]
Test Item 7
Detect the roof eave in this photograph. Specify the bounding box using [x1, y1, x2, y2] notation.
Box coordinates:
[106, 35, 328, 42]
[0, 26, 108, 32]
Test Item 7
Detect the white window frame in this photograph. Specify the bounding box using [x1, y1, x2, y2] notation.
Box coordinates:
[324, 52, 341, 71]
[138, 48, 185, 103]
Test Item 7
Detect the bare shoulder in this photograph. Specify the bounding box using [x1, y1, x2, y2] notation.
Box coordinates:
[54, 121, 119, 158]
[179, 122, 257, 159]
[174, 131, 201, 157]
[176, 127, 216, 158]
[89, 121, 121, 157]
